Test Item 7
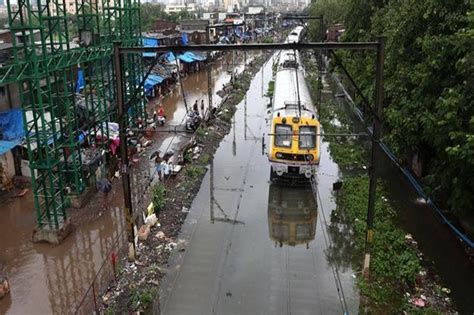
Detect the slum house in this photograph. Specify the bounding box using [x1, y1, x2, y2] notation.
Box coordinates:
[0, 32, 26, 188]
[140, 18, 210, 103]
[0, 28, 123, 191]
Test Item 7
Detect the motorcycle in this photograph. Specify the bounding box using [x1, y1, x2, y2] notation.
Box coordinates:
[158, 115, 166, 126]
[186, 111, 201, 131]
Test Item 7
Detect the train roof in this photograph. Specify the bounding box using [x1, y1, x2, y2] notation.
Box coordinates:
[286, 26, 305, 43]
[277, 50, 301, 71]
[272, 67, 315, 118]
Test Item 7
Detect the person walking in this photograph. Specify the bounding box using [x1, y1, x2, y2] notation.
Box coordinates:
[193, 100, 199, 115]
[154, 153, 163, 181]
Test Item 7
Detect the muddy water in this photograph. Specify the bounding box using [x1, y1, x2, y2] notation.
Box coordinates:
[159, 57, 359, 314]
[0, 188, 126, 314]
[0, 53, 244, 315]
[328, 71, 474, 313]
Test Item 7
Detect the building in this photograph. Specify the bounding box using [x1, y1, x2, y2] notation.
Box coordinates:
[180, 19, 209, 31]
[164, 3, 197, 14]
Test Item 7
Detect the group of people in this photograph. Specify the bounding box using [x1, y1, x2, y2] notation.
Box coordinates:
[193, 99, 205, 117]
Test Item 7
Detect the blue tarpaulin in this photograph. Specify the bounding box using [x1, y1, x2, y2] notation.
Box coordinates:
[0, 109, 24, 141]
[0, 139, 20, 155]
[144, 74, 165, 95]
[0, 109, 23, 154]
[76, 68, 85, 93]
[181, 33, 188, 45]
[178, 53, 194, 63]
[187, 51, 206, 61]
[178, 52, 207, 63]
[142, 37, 160, 58]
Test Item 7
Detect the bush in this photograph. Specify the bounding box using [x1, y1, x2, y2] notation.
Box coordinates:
[151, 183, 166, 213]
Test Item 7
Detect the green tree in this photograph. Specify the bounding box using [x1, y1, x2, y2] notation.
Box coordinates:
[309, 0, 474, 219]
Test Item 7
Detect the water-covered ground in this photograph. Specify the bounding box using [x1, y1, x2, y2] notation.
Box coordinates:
[159, 57, 359, 314]
[0, 53, 242, 314]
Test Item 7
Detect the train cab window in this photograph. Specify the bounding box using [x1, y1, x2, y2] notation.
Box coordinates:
[275, 124, 292, 147]
[299, 126, 316, 149]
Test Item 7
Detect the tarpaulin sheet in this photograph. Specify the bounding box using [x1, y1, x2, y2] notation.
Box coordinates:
[142, 37, 159, 47]
[187, 51, 206, 61]
[144, 74, 165, 94]
[165, 52, 176, 62]
[142, 37, 159, 58]
[178, 53, 194, 63]
[0, 139, 20, 155]
[76, 68, 85, 93]
[0, 109, 24, 141]
[181, 33, 188, 45]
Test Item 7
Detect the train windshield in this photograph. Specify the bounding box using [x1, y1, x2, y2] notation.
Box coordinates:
[299, 126, 317, 149]
[275, 124, 292, 147]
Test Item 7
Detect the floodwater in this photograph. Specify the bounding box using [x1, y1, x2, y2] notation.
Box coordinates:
[0, 53, 246, 314]
[328, 69, 474, 313]
[159, 57, 359, 314]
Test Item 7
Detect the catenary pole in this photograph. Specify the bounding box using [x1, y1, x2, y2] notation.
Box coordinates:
[363, 37, 385, 278]
[114, 42, 136, 261]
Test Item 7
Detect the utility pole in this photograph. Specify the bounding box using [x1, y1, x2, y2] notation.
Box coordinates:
[206, 26, 212, 111]
[114, 42, 136, 261]
[210, 159, 214, 224]
[317, 16, 324, 120]
[362, 37, 385, 278]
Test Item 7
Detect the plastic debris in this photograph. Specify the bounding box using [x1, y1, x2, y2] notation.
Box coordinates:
[145, 213, 158, 226]
[138, 225, 150, 241]
[411, 298, 425, 308]
[156, 231, 165, 240]
[441, 287, 451, 294]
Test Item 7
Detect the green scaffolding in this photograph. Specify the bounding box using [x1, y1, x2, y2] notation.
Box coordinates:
[2, 0, 144, 230]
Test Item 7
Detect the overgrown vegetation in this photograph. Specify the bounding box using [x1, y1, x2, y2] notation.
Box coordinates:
[129, 287, 155, 311]
[185, 165, 205, 179]
[335, 176, 421, 312]
[265, 80, 275, 98]
[309, 0, 474, 223]
[151, 183, 166, 213]
[306, 54, 451, 312]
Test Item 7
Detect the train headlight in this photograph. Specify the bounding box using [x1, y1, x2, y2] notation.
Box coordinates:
[275, 152, 283, 159]
[305, 154, 314, 161]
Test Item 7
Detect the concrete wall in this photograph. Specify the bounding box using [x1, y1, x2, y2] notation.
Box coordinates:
[0, 84, 20, 111]
[154, 19, 178, 32]
[180, 19, 209, 31]
[0, 151, 15, 179]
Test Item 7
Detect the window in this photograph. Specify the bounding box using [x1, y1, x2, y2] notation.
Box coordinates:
[299, 126, 316, 149]
[274, 124, 292, 147]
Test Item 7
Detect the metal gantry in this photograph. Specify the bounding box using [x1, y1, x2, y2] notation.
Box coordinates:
[2, 0, 144, 231]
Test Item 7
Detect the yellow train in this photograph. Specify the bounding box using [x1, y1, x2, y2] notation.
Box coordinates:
[266, 28, 320, 182]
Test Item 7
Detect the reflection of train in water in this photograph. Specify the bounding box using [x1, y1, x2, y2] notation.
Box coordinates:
[267, 184, 317, 248]
[267, 26, 320, 182]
